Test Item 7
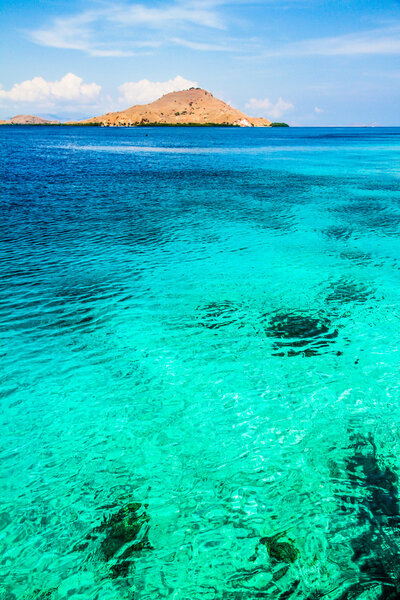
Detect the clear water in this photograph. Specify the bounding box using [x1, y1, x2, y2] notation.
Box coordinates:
[1, 126, 400, 599]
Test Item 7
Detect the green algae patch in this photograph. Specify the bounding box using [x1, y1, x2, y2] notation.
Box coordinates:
[250, 533, 300, 581]
[94, 502, 152, 577]
[251, 532, 300, 583]
[75, 502, 152, 579]
[260, 533, 299, 564]
[21, 590, 57, 600]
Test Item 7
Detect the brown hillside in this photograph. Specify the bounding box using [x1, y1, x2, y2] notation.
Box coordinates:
[1, 115, 59, 125]
[71, 88, 271, 127]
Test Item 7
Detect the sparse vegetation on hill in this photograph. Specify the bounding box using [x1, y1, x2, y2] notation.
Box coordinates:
[0, 115, 59, 125]
[69, 88, 272, 127]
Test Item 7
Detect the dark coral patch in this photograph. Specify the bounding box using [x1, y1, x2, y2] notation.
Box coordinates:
[250, 533, 299, 584]
[21, 590, 57, 600]
[260, 534, 299, 564]
[339, 249, 375, 266]
[334, 433, 400, 598]
[95, 503, 151, 577]
[326, 279, 373, 305]
[263, 311, 339, 356]
[77, 502, 152, 579]
[332, 199, 400, 236]
[322, 225, 353, 241]
[27, 592, 55, 600]
[197, 300, 243, 330]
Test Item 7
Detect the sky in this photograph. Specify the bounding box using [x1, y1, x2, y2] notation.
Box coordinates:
[0, 0, 400, 125]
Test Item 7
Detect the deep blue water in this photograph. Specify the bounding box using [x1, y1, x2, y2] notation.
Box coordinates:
[1, 126, 400, 599]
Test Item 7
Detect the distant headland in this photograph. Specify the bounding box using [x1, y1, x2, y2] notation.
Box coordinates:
[0, 114, 59, 125]
[0, 89, 290, 127]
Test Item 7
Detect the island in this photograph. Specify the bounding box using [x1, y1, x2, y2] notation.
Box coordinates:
[0, 115, 59, 125]
[68, 88, 272, 127]
[0, 90, 290, 128]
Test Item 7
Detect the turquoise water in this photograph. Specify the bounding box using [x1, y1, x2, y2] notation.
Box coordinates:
[1, 126, 400, 599]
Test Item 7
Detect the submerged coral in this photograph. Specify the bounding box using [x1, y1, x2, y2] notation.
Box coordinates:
[339, 249, 375, 266]
[36, 593, 55, 600]
[22, 591, 56, 600]
[338, 433, 400, 599]
[263, 311, 339, 356]
[197, 300, 243, 330]
[97, 502, 151, 577]
[326, 278, 372, 305]
[260, 534, 299, 564]
[251, 532, 299, 581]
[77, 502, 152, 579]
[323, 225, 353, 241]
[334, 199, 400, 237]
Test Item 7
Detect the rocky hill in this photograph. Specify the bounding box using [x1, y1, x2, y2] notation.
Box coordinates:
[70, 88, 271, 127]
[0, 115, 59, 125]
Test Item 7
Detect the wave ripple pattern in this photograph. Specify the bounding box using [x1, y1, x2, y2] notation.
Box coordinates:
[1, 126, 400, 600]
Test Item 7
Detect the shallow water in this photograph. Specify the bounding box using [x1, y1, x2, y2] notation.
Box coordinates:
[1, 126, 400, 599]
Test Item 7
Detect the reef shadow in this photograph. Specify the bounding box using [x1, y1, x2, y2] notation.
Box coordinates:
[263, 311, 339, 357]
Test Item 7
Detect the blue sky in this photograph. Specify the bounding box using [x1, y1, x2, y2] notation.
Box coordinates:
[1, 0, 399, 124]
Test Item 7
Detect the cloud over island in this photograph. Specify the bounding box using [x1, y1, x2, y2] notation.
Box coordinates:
[118, 75, 198, 105]
[0, 73, 201, 109]
[0, 72, 293, 123]
[246, 97, 294, 119]
[0, 73, 101, 106]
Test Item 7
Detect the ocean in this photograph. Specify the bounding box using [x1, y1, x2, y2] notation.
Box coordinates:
[1, 125, 400, 599]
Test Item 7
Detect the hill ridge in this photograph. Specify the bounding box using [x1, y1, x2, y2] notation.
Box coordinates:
[0, 114, 59, 125]
[70, 88, 271, 127]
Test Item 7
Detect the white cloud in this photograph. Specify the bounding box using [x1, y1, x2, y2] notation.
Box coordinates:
[28, 12, 148, 57]
[30, 14, 94, 53]
[109, 3, 224, 29]
[314, 106, 324, 113]
[245, 97, 294, 119]
[27, 1, 226, 56]
[0, 73, 101, 105]
[170, 37, 231, 51]
[264, 25, 400, 57]
[118, 75, 198, 105]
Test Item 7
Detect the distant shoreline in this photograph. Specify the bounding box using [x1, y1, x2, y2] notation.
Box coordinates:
[1, 124, 396, 128]
[0, 122, 289, 128]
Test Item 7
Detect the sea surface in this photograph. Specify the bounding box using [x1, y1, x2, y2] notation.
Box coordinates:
[1, 126, 400, 600]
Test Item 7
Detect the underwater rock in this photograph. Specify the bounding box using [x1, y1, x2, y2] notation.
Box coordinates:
[77, 502, 152, 579]
[338, 433, 400, 599]
[96, 502, 151, 577]
[197, 300, 243, 330]
[263, 311, 338, 356]
[260, 533, 299, 564]
[339, 249, 375, 266]
[22, 591, 56, 600]
[326, 279, 372, 305]
[346, 434, 400, 525]
[323, 225, 353, 241]
[251, 532, 299, 581]
[332, 199, 400, 237]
